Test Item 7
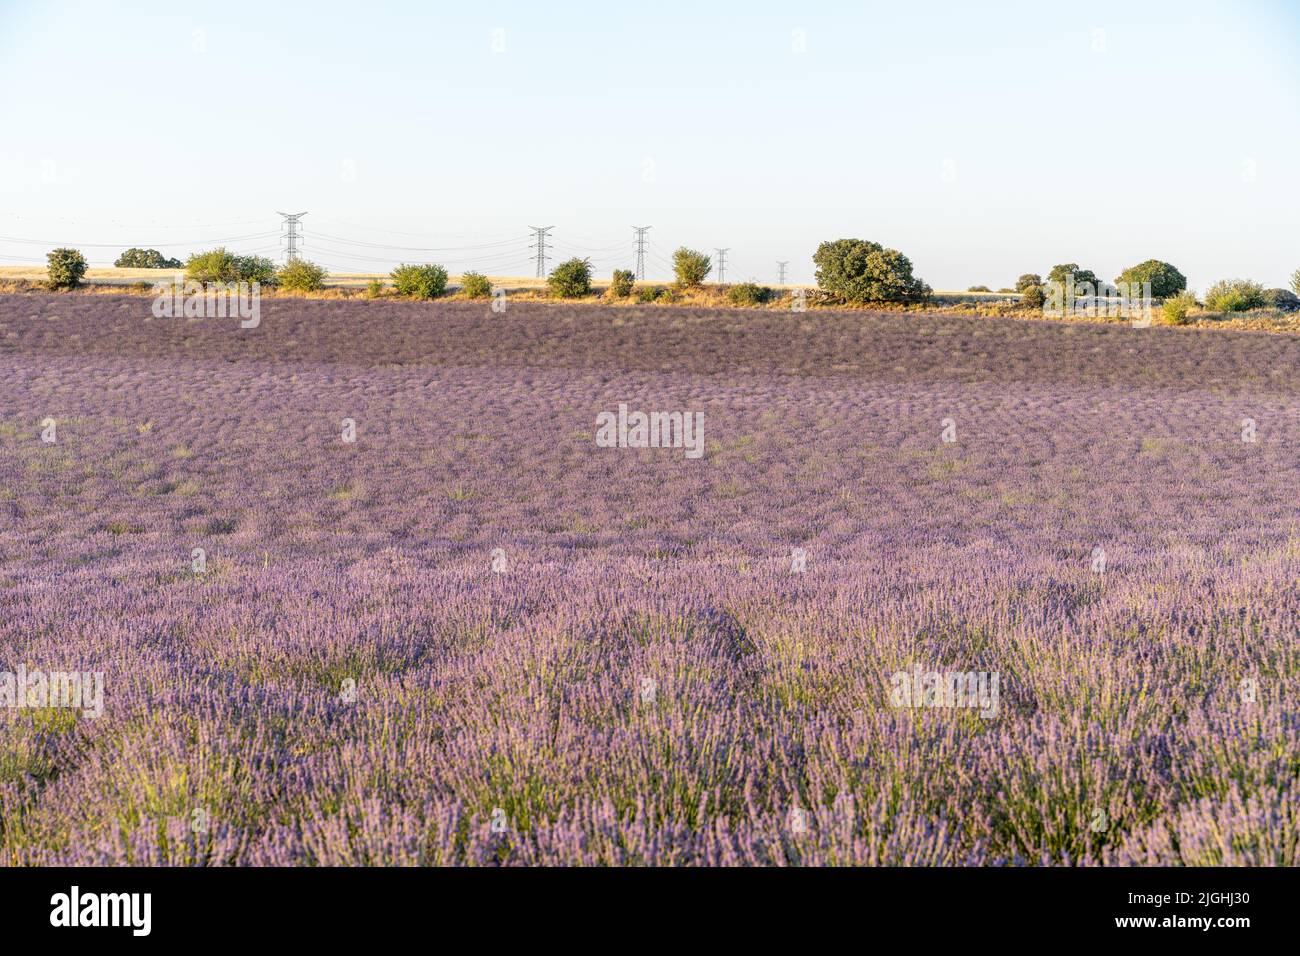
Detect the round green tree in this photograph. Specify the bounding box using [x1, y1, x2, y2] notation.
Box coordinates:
[47, 248, 88, 289]
[672, 248, 711, 288]
[812, 238, 930, 303]
[547, 258, 592, 298]
[1046, 263, 1099, 290]
[277, 258, 327, 292]
[391, 263, 449, 299]
[1114, 260, 1187, 299]
[460, 271, 492, 298]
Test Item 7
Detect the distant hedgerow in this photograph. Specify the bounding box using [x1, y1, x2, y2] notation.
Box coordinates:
[277, 258, 327, 292]
[391, 263, 448, 299]
[967, 285, 991, 293]
[46, 248, 88, 290]
[548, 257, 592, 298]
[672, 248, 711, 288]
[460, 271, 492, 298]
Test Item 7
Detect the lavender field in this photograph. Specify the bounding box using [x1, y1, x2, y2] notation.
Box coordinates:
[1, 293, 1297, 866]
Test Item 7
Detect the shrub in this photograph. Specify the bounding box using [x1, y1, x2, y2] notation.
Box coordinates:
[672, 248, 711, 288]
[967, 285, 991, 293]
[233, 255, 277, 286]
[1015, 273, 1042, 293]
[1291, 268, 1300, 296]
[1046, 263, 1100, 290]
[1162, 291, 1197, 325]
[727, 282, 771, 306]
[365, 279, 385, 299]
[1021, 285, 1047, 309]
[609, 269, 635, 298]
[391, 263, 448, 299]
[46, 248, 88, 289]
[636, 285, 662, 303]
[187, 248, 277, 285]
[547, 257, 592, 298]
[1263, 288, 1300, 313]
[115, 248, 182, 269]
[277, 258, 327, 292]
[812, 238, 930, 303]
[460, 271, 492, 298]
[1115, 260, 1187, 299]
[1204, 279, 1266, 312]
[186, 248, 237, 283]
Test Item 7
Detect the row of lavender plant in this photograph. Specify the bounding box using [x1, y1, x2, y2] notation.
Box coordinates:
[1, 295, 1295, 864]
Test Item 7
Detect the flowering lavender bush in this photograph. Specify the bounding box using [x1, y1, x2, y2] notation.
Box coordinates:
[0, 293, 1296, 866]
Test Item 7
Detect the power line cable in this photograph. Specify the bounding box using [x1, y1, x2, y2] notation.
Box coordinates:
[308, 231, 534, 252]
[0, 231, 280, 247]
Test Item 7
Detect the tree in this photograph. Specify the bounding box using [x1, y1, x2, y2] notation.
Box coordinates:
[277, 258, 327, 292]
[232, 255, 277, 285]
[1162, 292, 1197, 325]
[1015, 273, 1042, 293]
[460, 271, 491, 298]
[1021, 285, 1047, 309]
[1114, 260, 1187, 299]
[547, 257, 592, 298]
[115, 248, 183, 269]
[47, 248, 88, 289]
[727, 282, 771, 306]
[812, 238, 930, 303]
[390, 263, 448, 299]
[1204, 279, 1266, 312]
[672, 248, 711, 287]
[187, 248, 278, 285]
[1263, 288, 1300, 313]
[186, 248, 238, 283]
[1290, 268, 1300, 296]
[608, 269, 635, 298]
[1047, 263, 1099, 290]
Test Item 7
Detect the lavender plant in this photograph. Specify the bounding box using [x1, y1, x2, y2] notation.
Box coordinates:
[0, 293, 1296, 866]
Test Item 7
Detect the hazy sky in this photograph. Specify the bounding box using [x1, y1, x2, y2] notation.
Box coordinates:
[1, 0, 1297, 289]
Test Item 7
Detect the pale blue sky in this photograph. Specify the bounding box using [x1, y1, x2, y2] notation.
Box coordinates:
[1, 0, 1297, 288]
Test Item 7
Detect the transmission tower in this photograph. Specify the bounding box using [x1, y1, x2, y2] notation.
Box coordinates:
[714, 248, 729, 284]
[277, 211, 307, 261]
[777, 261, 789, 286]
[632, 226, 651, 280]
[528, 226, 553, 278]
